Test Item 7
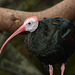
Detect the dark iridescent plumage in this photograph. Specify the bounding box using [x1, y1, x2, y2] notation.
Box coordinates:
[25, 17, 75, 68]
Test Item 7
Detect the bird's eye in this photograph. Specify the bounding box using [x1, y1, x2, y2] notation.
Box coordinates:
[28, 22, 31, 25]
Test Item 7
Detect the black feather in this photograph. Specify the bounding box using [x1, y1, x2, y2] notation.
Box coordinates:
[25, 17, 75, 69]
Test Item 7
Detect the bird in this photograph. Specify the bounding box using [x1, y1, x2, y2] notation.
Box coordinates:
[0, 16, 75, 75]
[25, 17, 75, 75]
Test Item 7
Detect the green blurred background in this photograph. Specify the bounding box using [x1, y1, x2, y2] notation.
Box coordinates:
[0, 0, 75, 75]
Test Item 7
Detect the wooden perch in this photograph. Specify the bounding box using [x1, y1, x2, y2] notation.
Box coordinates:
[0, 0, 75, 33]
[0, 7, 42, 33]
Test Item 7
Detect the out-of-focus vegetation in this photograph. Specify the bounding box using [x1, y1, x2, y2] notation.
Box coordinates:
[0, 0, 75, 75]
[0, 32, 44, 75]
[0, 0, 61, 11]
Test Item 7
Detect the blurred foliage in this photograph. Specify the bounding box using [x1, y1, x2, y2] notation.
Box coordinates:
[0, 0, 61, 11]
[0, 32, 44, 75]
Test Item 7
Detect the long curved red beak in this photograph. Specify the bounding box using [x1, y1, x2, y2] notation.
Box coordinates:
[0, 24, 25, 53]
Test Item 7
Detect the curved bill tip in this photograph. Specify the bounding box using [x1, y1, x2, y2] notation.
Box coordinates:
[0, 24, 26, 53]
[0, 51, 1, 54]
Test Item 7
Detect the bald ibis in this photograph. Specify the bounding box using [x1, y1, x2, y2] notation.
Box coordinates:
[25, 17, 75, 75]
[0, 16, 75, 75]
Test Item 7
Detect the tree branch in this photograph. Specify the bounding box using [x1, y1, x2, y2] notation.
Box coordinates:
[0, 0, 75, 33]
[0, 7, 41, 33]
